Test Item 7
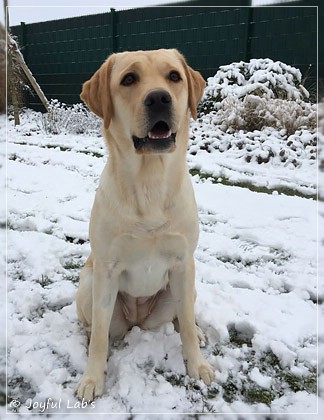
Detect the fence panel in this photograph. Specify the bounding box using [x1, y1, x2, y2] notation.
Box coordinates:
[248, 7, 317, 78]
[10, 6, 318, 110]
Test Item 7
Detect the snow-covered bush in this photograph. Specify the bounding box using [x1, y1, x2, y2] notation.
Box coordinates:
[198, 58, 314, 134]
[319, 99, 324, 135]
[208, 95, 316, 136]
[41, 100, 101, 135]
[319, 100, 324, 200]
[200, 58, 309, 115]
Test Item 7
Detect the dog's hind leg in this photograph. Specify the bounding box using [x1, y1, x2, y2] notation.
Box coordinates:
[173, 318, 206, 345]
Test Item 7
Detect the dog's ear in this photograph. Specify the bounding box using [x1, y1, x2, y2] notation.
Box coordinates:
[80, 54, 115, 129]
[175, 50, 206, 120]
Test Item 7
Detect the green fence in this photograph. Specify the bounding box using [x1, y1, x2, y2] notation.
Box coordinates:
[11, 6, 319, 110]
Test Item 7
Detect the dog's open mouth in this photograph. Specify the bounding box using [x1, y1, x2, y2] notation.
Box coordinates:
[133, 121, 176, 153]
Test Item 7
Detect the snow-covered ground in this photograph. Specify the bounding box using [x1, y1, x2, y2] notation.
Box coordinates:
[1, 105, 322, 418]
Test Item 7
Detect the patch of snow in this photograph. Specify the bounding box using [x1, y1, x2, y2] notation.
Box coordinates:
[249, 367, 272, 389]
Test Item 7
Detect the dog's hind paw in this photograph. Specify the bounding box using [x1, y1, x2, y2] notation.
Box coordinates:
[196, 325, 206, 346]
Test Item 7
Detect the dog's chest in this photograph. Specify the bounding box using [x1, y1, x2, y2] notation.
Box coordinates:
[110, 232, 187, 298]
[118, 255, 169, 297]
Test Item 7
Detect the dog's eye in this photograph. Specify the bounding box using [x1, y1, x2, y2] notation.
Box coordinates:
[121, 73, 137, 86]
[168, 71, 181, 82]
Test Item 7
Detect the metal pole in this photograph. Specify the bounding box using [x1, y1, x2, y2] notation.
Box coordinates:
[4, 0, 8, 28]
[110, 8, 117, 53]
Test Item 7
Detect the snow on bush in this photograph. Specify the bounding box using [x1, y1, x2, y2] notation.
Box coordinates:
[200, 58, 309, 108]
[319, 100, 324, 200]
[198, 58, 315, 134]
[41, 99, 101, 135]
[205, 96, 316, 136]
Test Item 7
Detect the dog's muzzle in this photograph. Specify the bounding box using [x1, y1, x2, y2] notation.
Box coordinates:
[133, 121, 176, 154]
[132, 89, 176, 154]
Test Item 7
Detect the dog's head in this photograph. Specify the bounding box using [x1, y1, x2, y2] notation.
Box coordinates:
[80, 49, 205, 154]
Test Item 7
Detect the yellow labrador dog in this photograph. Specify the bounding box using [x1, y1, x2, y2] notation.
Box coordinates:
[76, 49, 214, 401]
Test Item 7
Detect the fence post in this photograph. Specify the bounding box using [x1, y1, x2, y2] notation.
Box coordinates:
[110, 8, 117, 53]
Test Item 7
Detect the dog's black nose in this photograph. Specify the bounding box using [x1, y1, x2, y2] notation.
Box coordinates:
[144, 90, 172, 113]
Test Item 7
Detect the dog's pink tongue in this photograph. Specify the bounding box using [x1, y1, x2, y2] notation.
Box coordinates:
[148, 129, 171, 139]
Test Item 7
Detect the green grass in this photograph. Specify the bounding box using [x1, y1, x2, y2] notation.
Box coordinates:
[153, 327, 317, 412]
[7, 376, 36, 408]
[242, 386, 277, 406]
[12, 140, 104, 158]
[63, 259, 84, 271]
[220, 350, 316, 407]
[207, 247, 291, 275]
[39, 274, 52, 287]
[0, 373, 5, 406]
[62, 258, 84, 284]
[281, 370, 317, 394]
[0, 391, 5, 406]
[190, 169, 317, 200]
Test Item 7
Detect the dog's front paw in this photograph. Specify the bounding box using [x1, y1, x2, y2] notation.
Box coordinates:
[75, 373, 105, 401]
[187, 358, 214, 385]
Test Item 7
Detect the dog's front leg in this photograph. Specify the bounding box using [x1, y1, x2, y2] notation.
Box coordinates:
[169, 257, 214, 385]
[76, 259, 119, 401]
